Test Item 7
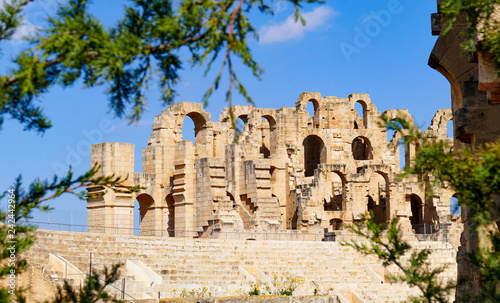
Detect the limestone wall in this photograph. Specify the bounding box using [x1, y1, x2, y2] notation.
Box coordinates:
[87, 92, 459, 242]
[429, 3, 500, 298]
[25, 229, 458, 302]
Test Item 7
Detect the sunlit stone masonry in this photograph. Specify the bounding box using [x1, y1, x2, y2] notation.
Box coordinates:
[87, 92, 461, 242]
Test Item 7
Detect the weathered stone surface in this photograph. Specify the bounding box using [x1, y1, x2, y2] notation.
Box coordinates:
[25, 229, 458, 302]
[87, 92, 460, 244]
[159, 296, 341, 303]
[429, 3, 500, 300]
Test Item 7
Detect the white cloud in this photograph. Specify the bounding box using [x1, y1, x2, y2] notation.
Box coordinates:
[0, 0, 38, 41]
[11, 22, 38, 40]
[274, 0, 288, 14]
[259, 6, 336, 44]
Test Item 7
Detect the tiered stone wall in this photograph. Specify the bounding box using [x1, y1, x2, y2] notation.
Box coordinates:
[87, 92, 459, 243]
[25, 229, 458, 302]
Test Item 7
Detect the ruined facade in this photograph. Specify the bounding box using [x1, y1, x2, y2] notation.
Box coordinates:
[429, 1, 500, 298]
[87, 92, 458, 240]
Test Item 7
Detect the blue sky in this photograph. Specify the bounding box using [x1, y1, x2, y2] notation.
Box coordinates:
[0, 0, 455, 226]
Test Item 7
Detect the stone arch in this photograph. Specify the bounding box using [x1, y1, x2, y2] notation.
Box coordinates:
[367, 195, 385, 225]
[388, 129, 419, 171]
[426, 108, 453, 140]
[383, 109, 416, 127]
[165, 194, 175, 237]
[303, 135, 326, 177]
[295, 91, 322, 111]
[324, 171, 346, 211]
[385, 118, 413, 170]
[259, 116, 275, 158]
[182, 111, 208, 144]
[330, 218, 343, 230]
[354, 100, 367, 128]
[236, 114, 249, 134]
[168, 102, 211, 144]
[181, 115, 196, 142]
[306, 98, 320, 116]
[428, 51, 464, 109]
[304, 98, 320, 129]
[261, 114, 276, 129]
[352, 136, 373, 160]
[238, 114, 248, 124]
[219, 105, 253, 122]
[447, 119, 454, 138]
[135, 193, 155, 236]
[383, 109, 417, 147]
[386, 119, 404, 143]
[408, 193, 437, 234]
[368, 171, 390, 223]
[226, 191, 238, 213]
[409, 193, 423, 230]
[218, 105, 254, 138]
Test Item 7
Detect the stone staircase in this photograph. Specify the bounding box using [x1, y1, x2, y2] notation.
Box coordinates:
[23, 229, 457, 302]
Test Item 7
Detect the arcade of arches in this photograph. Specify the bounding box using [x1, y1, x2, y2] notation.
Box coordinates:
[87, 92, 461, 245]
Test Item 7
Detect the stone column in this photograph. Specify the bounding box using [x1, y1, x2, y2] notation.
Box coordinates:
[87, 142, 135, 235]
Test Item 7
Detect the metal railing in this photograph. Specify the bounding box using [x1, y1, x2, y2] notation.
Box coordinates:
[26, 220, 453, 244]
[32, 241, 68, 280]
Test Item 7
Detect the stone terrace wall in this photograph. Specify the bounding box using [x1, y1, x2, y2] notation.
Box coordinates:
[25, 229, 457, 303]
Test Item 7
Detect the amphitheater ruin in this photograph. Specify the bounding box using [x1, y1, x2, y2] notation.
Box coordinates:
[22, 92, 463, 302]
[19, 0, 500, 299]
[86, 92, 460, 241]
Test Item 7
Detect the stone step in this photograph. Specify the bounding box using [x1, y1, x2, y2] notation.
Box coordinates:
[27, 229, 457, 301]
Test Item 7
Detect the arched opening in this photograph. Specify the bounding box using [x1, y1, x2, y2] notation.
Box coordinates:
[368, 172, 389, 224]
[306, 99, 319, 117]
[303, 135, 325, 177]
[387, 119, 414, 170]
[330, 218, 343, 231]
[227, 191, 236, 210]
[446, 119, 454, 138]
[324, 172, 345, 211]
[260, 117, 271, 158]
[409, 194, 423, 232]
[450, 195, 461, 215]
[352, 136, 373, 160]
[181, 116, 196, 143]
[367, 195, 385, 225]
[236, 114, 249, 136]
[399, 138, 409, 171]
[182, 112, 207, 144]
[135, 194, 155, 236]
[386, 120, 404, 143]
[354, 101, 367, 128]
[166, 194, 175, 237]
[133, 199, 140, 236]
[238, 114, 248, 124]
[306, 99, 319, 128]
